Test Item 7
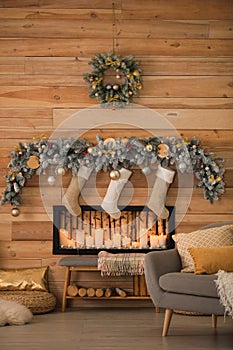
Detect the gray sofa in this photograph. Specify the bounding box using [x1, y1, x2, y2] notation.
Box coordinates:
[144, 222, 233, 336]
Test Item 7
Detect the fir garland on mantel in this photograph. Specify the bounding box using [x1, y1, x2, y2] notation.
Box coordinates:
[0, 134, 224, 208]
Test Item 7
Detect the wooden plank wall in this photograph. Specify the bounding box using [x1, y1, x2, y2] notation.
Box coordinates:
[0, 0, 232, 307]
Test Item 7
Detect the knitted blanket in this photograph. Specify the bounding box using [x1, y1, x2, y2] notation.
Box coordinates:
[98, 251, 145, 276]
[215, 270, 233, 318]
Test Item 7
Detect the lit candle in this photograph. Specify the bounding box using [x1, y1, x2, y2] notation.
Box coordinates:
[113, 233, 121, 248]
[95, 228, 104, 248]
[158, 235, 167, 248]
[104, 238, 113, 249]
[150, 234, 159, 248]
[122, 236, 131, 248]
[76, 229, 85, 247]
[139, 229, 148, 248]
[132, 241, 140, 249]
[86, 234, 94, 248]
[68, 239, 76, 248]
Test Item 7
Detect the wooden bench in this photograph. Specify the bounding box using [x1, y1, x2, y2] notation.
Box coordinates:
[59, 256, 150, 312]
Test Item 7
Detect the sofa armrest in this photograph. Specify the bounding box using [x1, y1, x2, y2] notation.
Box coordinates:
[144, 249, 181, 306]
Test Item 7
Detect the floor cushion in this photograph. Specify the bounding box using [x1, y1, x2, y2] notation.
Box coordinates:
[0, 291, 56, 314]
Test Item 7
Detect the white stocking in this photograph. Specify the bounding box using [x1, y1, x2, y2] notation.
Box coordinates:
[62, 165, 92, 216]
[101, 168, 132, 219]
[148, 165, 175, 219]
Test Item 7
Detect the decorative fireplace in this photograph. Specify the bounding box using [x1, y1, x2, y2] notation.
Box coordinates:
[53, 205, 175, 255]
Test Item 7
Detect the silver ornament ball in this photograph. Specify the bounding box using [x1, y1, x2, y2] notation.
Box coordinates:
[178, 162, 186, 173]
[141, 167, 151, 176]
[48, 175, 56, 186]
[11, 207, 20, 217]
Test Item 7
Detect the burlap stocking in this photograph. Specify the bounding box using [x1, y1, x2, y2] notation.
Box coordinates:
[148, 164, 175, 219]
[62, 165, 92, 216]
[101, 168, 132, 219]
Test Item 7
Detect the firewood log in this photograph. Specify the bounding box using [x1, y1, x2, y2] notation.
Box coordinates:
[95, 288, 104, 297]
[87, 287, 95, 297]
[115, 287, 127, 297]
[67, 284, 79, 297]
[78, 287, 87, 297]
[105, 288, 114, 298]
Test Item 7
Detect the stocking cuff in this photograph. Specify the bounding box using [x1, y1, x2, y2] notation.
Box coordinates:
[78, 165, 93, 180]
[157, 165, 175, 184]
[119, 167, 132, 180]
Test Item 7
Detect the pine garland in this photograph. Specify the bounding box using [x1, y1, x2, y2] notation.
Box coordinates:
[83, 52, 142, 107]
[0, 134, 224, 207]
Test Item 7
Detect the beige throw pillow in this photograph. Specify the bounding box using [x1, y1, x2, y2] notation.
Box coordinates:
[172, 225, 233, 272]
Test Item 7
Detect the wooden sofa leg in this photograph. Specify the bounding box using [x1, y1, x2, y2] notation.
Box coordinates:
[212, 314, 217, 328]
[162, 309, 173, 336]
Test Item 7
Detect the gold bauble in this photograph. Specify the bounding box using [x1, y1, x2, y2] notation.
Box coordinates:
[57, 167, 66, 175]
[112, 84, 120, 91]
[103, 138, 116, 147]
[87, 146, 94, 154]
[11, 207, 20, 217]
[121, 137, 129, 144]
[146, 144, 153, 152]
[109, 169, 120, 180]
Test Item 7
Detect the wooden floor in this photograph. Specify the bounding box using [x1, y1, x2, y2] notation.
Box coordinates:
[1, 308, 233, 350]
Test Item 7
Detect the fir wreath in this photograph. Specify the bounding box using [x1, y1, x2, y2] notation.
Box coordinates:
[83, 52, 142, 107]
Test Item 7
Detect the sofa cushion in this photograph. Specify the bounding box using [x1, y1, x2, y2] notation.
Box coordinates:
[159, 272, 219, 298]
[172, 224, 233, 272]
[188, 246, 233, 274]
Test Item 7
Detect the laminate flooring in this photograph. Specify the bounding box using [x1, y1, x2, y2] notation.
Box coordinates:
[1, 308, 233, 350]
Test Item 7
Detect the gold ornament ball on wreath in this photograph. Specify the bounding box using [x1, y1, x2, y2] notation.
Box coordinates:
[113, 84, 120, 91]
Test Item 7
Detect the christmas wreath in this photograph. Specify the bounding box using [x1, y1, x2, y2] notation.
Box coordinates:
[83, 52, 142, 107]
[0, 134, 225, 213]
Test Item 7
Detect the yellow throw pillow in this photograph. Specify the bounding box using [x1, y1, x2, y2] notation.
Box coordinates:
[188, 246, 233, 275]
[172, 224, 233, 272]
[0, 266, 48, 292]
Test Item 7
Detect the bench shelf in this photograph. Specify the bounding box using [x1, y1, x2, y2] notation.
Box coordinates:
[60, 264, 150, 312]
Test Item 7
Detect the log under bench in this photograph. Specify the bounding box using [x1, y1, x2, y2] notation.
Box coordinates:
[59, 256, 152, 312]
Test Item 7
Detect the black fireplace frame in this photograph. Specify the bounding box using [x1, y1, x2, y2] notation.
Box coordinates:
[53, 205, 175, 255]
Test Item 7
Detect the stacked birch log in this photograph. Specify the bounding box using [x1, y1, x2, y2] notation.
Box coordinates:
[67, 284, 127, 298]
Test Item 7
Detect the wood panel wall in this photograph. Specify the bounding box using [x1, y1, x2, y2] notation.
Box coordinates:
[0, 0, 232, 307]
